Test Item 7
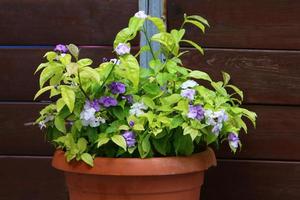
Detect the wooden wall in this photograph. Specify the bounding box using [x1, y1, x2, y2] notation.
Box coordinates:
[0, 0, 299, 199]
[167, 0, 300, 199]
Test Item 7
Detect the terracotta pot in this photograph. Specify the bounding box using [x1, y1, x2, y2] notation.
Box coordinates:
[52, 148, 216, 200]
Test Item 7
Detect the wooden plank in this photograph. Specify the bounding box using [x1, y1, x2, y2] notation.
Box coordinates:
[0, 156, 299, 200]
[1, 47, 300, 105]
[1, 103, 300, 161]
[0, 156, 67, 200]
[167, 0, 300, 49]
[182, 48, 300, 105]
[202, 159, 300, 200]
[0, 0, 138, 45]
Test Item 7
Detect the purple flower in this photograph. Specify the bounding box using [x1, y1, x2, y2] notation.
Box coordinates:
[84, 100, 100, 112]
[129, 120, 135, 127]
[212, 123, 223, 135]
[115, 43, 130, 55]
[228, 133, 240, 149]
[122, 131, 136, 147]
[181, 89, 196, 101]
[109, 82, 126, 94]
[121, 95, 134, 104]
[54, 44, 68, 53]
[187, 105, 205, 120]
[98, 96, 118, 107]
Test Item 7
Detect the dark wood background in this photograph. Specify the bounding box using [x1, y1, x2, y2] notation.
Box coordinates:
[0, 0, 299, 199]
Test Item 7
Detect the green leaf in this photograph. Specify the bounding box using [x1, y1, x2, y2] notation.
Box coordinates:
[81, 153, 93, 167]
[129, 17, 145, 33]
[180, 39, 204, 55]
[138, 133, 151, 158]
[211, 82, 228, 96]
[151, 32, 179, 56]
[34, 63, 48, 74]
[80, 67, 100, 83]
[188, 70, 212, 82]
[183, 126, 200, 140]
[115, 54, 140, 92]
[61, 86, 75, 112]
[173, 131, 194, 156]
[186, 15, 210, 27]
[156, 72, 174, 86]
[170, 29, 185, 43]
[59, 54, 72, 65]
[114, 28, 136, 48]
[206, 133, 218, 145]
[226, 84, 244, 101]
[54, 115, 66, 133]
[222, 71, 231, 86]
[56, 98, 65, 112]
[111, 135, 127, 151]
[170, 115, 184, 129]
[160, 94, 181, 105]
[142, 96, 156, 109]
[133, 124, 145, 131]
[77, 58, 93, 66]
[77, 138, 88, 153]
[67, 44, 79, 60]
[44, 51, 57, 62]
[34, 86, 54, 100]
[142, 82, 161, 96]
[184, 19, 205, 33]
[97, 134, 110, 147]
[231, 107, 257, 127]
[39, 63, 62, 88]
[148, 17, 166, 32]
[152, 134, 170, 156]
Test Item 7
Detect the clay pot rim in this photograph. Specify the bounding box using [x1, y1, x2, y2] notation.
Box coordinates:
[52, 148, 217, 176]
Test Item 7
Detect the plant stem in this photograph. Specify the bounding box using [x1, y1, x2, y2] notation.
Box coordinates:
[98, 63, 117, 92]
[142, 25, 157, 60]
[77, 70, 90, 100]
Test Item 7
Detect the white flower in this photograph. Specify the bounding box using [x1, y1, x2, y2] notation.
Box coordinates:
[115, 43, 130, 56]
[38, 121, 46, 129]
[181, 80, 199, 89]
[129, 102, 148, 117]
[110, 58, 120, 65]
[134, 11, 148, 19]
[80, 108, 105, 127]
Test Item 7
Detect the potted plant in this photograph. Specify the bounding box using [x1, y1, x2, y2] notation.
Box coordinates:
[34, 11, 256, 200]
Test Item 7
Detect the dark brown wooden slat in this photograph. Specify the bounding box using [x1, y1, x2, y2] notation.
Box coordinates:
[0, 0, 138, 45]
[2, 47, 300, 105]
[1, 103, 300, 161]
[202, 159, 300, 200]
[168, 0, 300, 49]
[0, 156, 67, 200]
[0, 47, 117, 101]
[182, 48, 300, 105]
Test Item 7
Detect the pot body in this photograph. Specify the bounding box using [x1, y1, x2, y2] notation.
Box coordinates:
[52, 148, 216, 200]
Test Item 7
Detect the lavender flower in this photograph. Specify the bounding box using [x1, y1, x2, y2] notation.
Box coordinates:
[109, 82, 126, 94]
[84, 100, 100, 112]
[122, 131, 136, 147]
[228, 133, 240, 149]
[80, 105, 105, 127]
[134, 11, 148, 19]
[187, 105, 205, 120]
[115, 43, 130, 56]
[181, 80, 199, 89]
[121, 95, 133, 104]
[129, 120, 135, 127]
[129, 102, 148, 116]
[98, 96, 118, 107]
[54, 44, 68, 53]
[38, 115, 54, 129]
[181, 89, 196, 101]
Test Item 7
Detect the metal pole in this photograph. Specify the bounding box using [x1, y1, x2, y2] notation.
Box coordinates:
[139, 0, 165, 68]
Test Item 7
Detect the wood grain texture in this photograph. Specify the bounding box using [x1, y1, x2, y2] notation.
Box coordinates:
[0, 156, 67, 200]
[182, 48, 300, 105]
[0, 156, 299, 200]
[2, 103, 300, 161]
[202, 159, 300, 200]
[0, 0, 138, 45]
[168, 0, 300, 49]
[2, 47, 300, 105]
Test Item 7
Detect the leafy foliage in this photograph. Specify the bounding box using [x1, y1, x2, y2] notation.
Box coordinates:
[34, 11, 257, 166]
